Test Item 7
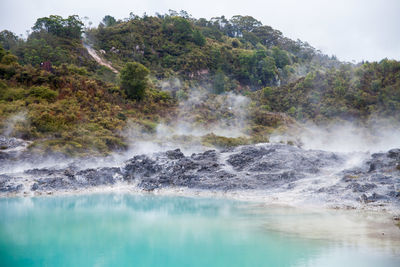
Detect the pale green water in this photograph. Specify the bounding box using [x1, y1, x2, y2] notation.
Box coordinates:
[0, 193, 399, 267]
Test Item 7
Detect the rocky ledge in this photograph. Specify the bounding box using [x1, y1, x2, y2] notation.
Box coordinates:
[0, 143, 399, 210]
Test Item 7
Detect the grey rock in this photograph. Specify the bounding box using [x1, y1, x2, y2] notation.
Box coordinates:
[75, 167, 121, 186]
[388, 148, 400, 159]
[0, 144, 399, 210]
[123, 155, 161, 181]
[346, 182, 377, 193]
[359, 192, 388, 203]
[31, 183, 39, 191]
[166, 149, 185, 160]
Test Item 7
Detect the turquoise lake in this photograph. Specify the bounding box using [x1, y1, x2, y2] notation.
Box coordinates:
[0, 193, 399, 267]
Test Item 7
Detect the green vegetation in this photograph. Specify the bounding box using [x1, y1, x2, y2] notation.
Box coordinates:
[101, 15, 118, 27]
[202, 134, 251, 148]
[252, 61, 400, 122]
[201, 132, 271, 148]
[85, 11, 339, 90]
[0, 12, 399, 156]
[0, 43, 174, 155]
[32, 15, 84, 39]
[120, 62, 149, 100]
[1, 15, 97, 71]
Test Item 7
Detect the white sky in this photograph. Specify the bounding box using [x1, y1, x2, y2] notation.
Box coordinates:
[1, 0, 399, 62]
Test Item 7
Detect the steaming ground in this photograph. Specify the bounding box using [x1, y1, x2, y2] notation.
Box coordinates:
[1, 134, 399, 215]
[155, 88, 250, 138]
[271, 120, 400, 153]
[1, 86, 399, 214]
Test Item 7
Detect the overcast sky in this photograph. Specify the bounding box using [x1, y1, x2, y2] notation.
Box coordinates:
[1, 0, 399, 62]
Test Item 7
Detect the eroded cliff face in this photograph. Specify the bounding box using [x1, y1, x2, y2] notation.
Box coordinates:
[0, 136, 399, 211]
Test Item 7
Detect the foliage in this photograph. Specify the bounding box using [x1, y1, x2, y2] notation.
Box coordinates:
[272, 47, 290, 69]
[32, 15, 84, 39]
[0, 54, 175, 155]
[1, 13, 400, 155]
[166, 16, 193, 43]
[202, 133, 250, 148]
[252, 60, 400, 121]
[101, 15, 117, 27]
[120, 62, 150, 100]
[213, 69, 227, 94]
[1, 16, 98, 70]
[85, 12, 340, 88]
[192, 29, 206, 46]
[0, 30, 20, 50]
[2, 12, 342, 90]
[0, 44, 17, 65]
[29, 86, 58, 101]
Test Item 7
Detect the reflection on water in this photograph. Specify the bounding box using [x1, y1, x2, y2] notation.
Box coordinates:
[0, 194, 399, 267]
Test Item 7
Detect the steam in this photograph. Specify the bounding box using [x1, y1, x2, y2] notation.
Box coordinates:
[0, 84, 251, 174]
[117, 84, 251, 159]
[2, 76, 399, 178]
[159, 77, 182, 96]
[271, 119, 400, 153]
[3, 111, 27, 137]
[157, 88, 250, 138]
[93, 79, 253, 162]
[120, 121, 201, 155]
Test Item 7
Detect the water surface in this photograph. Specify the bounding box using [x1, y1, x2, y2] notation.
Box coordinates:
[0, 193, 399, 266]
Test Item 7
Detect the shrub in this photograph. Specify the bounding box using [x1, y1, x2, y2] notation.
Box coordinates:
[29, 86, 58, 101]
[0, 79, 6, 89]
[66, 64, 88, 75]
[1, 54, 18, 65]
[0, 87, 25, 101]
[231, 39, 240, 48]
[140, 119, 157, 133]
[120, 62, 149, 100]
[193, 29, 206, 46]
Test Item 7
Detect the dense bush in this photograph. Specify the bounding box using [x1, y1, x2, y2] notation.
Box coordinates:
[120, 62, 149, 100]
[86, 13, 339, 89]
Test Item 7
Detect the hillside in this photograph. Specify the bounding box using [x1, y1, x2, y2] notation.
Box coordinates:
[252, 60, 400, 122]
[86, 12, 341, 89]
[0, 12, 399, 155]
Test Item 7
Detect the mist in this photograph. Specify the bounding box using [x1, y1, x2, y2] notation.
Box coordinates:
[2, 111, 27, 137]
[120, 85, 250, 156]
[159, 89, 249, 138]
[271, 119, 400, 154]
[112, 77, 400, 159]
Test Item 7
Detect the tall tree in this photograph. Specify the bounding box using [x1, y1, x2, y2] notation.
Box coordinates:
[101, 15, 117, 27]
[32, 15, 83, 39]
[230, 15, 262, 36]
[0, 30, 19, 50]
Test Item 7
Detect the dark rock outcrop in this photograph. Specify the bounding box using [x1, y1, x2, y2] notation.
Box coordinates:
[0, 144, 399, 210]
[339, 148, 400, 205]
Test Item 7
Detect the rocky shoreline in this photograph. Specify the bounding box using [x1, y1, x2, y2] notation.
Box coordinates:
[1, 137, 399, 213]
